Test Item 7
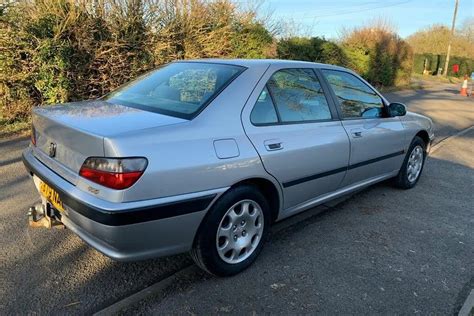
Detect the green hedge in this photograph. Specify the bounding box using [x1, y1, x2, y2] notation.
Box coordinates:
[0, 0, 275, 126]
[277, 37, 347, 67]
[413, 54, 474, 77]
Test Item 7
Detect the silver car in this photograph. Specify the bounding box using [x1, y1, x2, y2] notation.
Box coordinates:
[23, 59, 434, 276]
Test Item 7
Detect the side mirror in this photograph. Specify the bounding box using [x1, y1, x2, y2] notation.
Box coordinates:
[388, 102, 407, 117]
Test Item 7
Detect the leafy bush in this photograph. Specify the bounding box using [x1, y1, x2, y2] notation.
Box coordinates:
[277, 37, 347, 66]
[0, 0, 275, 126]
[2, 1, 441, 131]
[341, 24, 413, 87]
[277, 29, 413, 88]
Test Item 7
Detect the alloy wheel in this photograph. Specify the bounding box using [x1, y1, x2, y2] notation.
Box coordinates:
[407, 145, 424, 182]
[215, 199, 264, 264]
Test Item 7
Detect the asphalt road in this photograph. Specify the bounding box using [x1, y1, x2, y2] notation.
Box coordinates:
[128, 127, 474, 315]
[384, 82, 474, 143]
[0, 83, 473, 314]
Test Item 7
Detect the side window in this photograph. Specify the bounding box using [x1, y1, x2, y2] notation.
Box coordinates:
[250, 87, 278, 125]
[322, 70, 385, 119]
[267, 69, 332, 122]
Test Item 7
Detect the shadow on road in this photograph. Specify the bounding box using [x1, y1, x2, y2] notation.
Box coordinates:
[117, 153, 474, 315]
[0, 136, 29, 150]
[0, 156, 22, 168]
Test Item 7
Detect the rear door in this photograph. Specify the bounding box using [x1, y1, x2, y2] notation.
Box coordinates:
[320, 69, 406, 187]
[242, 66, 350, 210]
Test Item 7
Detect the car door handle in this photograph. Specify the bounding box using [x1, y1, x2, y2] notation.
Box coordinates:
[350, 129, 363, 138]
[264, 140, 283, 151]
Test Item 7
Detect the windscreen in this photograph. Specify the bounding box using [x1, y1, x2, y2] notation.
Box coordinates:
[104, 62, 245, 119]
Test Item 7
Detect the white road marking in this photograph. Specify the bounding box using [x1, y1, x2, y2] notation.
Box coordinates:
[458, 289, 474, 316]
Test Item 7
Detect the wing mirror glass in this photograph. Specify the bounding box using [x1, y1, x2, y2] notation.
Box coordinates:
[388, 102, 407, 117]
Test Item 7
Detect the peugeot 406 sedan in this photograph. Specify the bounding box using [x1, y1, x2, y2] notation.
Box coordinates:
[23, 59, 434, 276]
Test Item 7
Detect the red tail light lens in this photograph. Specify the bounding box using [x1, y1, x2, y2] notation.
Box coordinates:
[79, 157, 148, 190]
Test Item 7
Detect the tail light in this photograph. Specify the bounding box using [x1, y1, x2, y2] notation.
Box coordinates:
[79, 157, 148, 190]
[31, 125, 36, 146]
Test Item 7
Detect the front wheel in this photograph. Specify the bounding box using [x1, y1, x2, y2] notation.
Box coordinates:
[393, 136, 427, 189]
[190, 185, 270, 276]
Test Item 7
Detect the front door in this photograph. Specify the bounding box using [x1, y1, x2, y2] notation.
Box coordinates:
[242, 67, 350, 210]
[320, 69, 406, 186]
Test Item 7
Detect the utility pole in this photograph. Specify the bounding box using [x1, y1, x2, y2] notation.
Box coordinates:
[443, 0, 459, 76]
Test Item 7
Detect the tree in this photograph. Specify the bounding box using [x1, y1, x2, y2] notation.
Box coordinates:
[459, 17, 474, 42]
[407, 23, 474, 58]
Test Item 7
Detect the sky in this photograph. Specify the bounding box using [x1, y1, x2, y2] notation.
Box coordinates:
[244, 0, 474, 39]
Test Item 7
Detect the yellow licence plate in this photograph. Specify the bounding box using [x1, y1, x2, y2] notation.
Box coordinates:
[39, 181, 65, 212]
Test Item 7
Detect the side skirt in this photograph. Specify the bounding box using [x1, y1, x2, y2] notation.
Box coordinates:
[277, 170, 398, 221]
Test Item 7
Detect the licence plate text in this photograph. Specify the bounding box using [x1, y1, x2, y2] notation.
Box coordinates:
[39, 181, 65, 212]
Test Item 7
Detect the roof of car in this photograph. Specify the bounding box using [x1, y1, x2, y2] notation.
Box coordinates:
[178, 58, 349, 71]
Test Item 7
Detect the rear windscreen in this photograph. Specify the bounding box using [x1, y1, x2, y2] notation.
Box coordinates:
[104, 62, 245, 119]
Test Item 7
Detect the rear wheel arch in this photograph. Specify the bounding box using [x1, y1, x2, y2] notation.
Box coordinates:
[191, 182, 273, 276]
[230, 178, 281, 223]
[192, 177, 281, 248]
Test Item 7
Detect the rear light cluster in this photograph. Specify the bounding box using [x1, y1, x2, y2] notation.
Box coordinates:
[79, 157, 148, 190]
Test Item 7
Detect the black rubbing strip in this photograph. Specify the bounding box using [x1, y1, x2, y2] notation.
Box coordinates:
[347, 150, 405, 170]
[283, 166, 347, 188]
[60, 193, 216, 226]
[282, 150, 405, 188]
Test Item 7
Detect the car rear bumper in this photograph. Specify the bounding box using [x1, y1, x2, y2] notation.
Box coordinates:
[22, 147, 226, 261]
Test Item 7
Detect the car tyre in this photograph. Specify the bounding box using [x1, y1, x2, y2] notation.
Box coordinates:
[394, 136, 427, 189]
[190, 185, 271, 276]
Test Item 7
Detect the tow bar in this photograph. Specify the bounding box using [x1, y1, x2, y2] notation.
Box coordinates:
[28, 203, 65, 229]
